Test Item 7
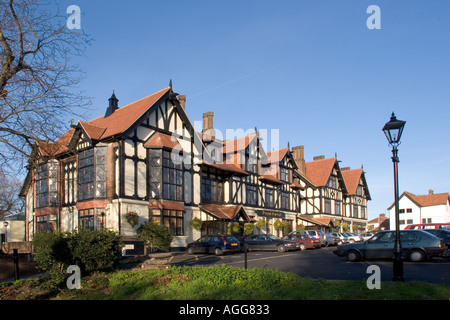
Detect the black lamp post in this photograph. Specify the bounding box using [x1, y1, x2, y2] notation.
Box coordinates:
[382, 112, 406, 282]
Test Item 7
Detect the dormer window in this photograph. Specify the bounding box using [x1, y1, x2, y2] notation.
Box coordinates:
[280, 166, 289, 182]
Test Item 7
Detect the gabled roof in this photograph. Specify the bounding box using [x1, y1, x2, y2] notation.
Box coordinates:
[144, 131, 183, 151]
[35, 128, 75, 157]
[221, 133, 257, 154]
[199, 204, 250, 221]
[388, 191, 450, 209]
[84, 87, 170, 140]
[341, 168, 371, 200]
[266, 148, 289, 163]
[305, 157, 336, 187]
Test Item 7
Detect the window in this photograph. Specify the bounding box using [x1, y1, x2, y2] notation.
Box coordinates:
[327, 176, 336, 189]
[280, 192, 289, 209]
[399, 209, 405, 213]
[335, 200, 341, 215]
[246, 185, 257, 205]
[324, 199, 332, 214]
[356, 185, 363, 196]
[280, 167, 289, 182]
[36, 215, 56, 232]
[78, 208, 106, 230]
[201, 177, 224, 203]
[150, 209, 184, 236]
[35, 162, 59, 208]
[78, 147, 107, 201]
[265, 188, 274, 208]
[78, 149, 95, 201]
[162, 150, 183, 201]
[79, 209, 95, 229]
[149, 150, 162, 198]
[246, 155, 257, 173]
[406, 208, 412, 213]
[353, 204, 359, 218]
[63, 160, 76, 206]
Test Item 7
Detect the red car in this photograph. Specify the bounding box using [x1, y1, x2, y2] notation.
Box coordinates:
[282, 234, 321, 250]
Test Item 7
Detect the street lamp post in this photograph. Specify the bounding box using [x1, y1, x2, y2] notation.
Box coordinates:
[382, 112, 406, 282]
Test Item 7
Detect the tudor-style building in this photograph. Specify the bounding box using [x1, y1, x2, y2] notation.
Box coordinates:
[20, 84, 370, 250]
[291, 150, 371, 232]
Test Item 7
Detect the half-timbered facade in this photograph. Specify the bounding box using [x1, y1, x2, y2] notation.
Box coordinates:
[20, 84, 370, 250]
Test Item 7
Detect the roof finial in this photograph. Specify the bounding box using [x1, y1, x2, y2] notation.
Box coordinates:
[169, 79, 173, 89]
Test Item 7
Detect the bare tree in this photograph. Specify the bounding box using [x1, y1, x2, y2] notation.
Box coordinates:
[0, 168, 23, 218]
[0, 0, 91, 174]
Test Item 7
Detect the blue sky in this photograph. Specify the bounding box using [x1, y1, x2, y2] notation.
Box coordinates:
[59, 0, 450, 220]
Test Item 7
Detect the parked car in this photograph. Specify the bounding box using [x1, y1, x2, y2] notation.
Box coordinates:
[186, 234, 241, 256]
[333, 230, 446, 262]
[325, 233, 340, 246]
[241, 234, 299, 252]
[422, 229, 450, 257]
[361, 232, 376, 241]
[331, 232, 348, 245]
[289, 230, 326, 246]
[283, 234, 321, 250]
[342, 232, 363, 243]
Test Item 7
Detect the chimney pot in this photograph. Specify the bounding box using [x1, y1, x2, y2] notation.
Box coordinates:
[428, 189, 434, 195]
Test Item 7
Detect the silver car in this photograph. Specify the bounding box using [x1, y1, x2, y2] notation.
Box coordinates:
[333, 230, 447, 262]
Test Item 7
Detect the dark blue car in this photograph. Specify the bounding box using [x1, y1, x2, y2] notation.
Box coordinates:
[186, 234, 241, 256]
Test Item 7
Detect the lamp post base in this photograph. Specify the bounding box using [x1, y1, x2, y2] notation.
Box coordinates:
[393, 256, 404, 282]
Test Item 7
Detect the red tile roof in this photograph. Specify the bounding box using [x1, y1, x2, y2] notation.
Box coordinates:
[406, 191, 449, 207]
[388, 191, 450, 209]
[199, 204, 246, 220]
[221, 133, 257, 154]
[144, 132, 183, 151]
[266, 148, 288, 163]
[305, 157, 337, 187]
[341, 168, 363, 195]
[85, 87, 170, 140]
[36, 128, 75, 157]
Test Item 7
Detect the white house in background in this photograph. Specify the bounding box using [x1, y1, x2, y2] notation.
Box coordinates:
[388, 190, 450, 230]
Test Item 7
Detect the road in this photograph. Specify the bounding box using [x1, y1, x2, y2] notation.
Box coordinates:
[170, 246, 450, 284]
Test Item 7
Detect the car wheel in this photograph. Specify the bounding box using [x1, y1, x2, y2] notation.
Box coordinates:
[277, 245, 286, 253]
[214, 247, 223, 256]
[299, 244, 306, 251]
[442, 249, 450, 257]
[408, 249, 425, 262]
[346, 250, 361, 262]
[186, 247, 195, 255]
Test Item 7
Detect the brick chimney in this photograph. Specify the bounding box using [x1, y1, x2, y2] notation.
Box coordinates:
[428, 189, 434, 195]
[177, 95, 186, 110]
[313, 155, 325, 161]
[292, 145, 306, 174]
[202, 112, 215, 140]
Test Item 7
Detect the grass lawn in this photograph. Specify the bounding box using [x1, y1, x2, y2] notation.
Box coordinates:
[1, 265, 450, 300]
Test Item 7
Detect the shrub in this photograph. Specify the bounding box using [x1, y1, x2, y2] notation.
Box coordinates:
[244, 223, 254, 235]
[32, 231, 72, 272]
[190, 217, 202, 230]
[69, 228, 122, 273]
[137, 222, 173, 252]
